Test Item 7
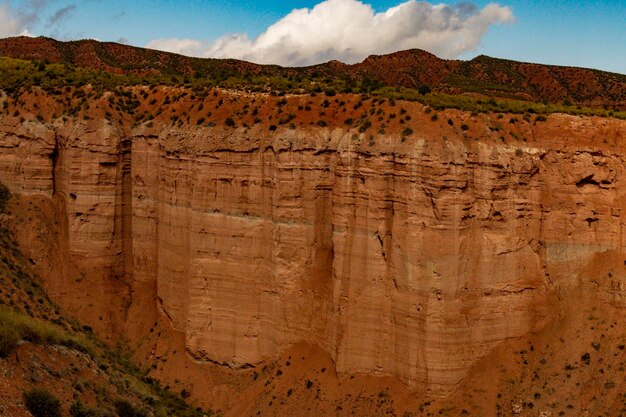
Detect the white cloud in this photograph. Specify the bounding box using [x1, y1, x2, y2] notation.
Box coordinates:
[146, 0, 514, 66]
[145, 37, 205, 57]
[0, 2, 31, 37]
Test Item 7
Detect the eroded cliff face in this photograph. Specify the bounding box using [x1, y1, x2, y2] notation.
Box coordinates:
[1, 90, 625, 399]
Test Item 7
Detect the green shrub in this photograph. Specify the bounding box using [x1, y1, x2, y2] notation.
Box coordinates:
[360, 76, 381, 93]
[580, 352, 591, 365]
[70, 400, 101, 417]
[114, 399, 147, 417]
[23, 388, 61, 417]
[358, 120, 371, 132]
[418, 85, 431, 95]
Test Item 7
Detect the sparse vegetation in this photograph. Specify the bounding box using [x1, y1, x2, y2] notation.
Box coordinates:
[0, 55, 623, 120]
[0, 305, 93, 354]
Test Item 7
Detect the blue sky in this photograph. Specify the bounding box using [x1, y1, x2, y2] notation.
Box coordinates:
[2, 0, 625, 73]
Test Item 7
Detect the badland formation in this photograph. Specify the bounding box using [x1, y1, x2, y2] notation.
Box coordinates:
[0, 36, 624, 416]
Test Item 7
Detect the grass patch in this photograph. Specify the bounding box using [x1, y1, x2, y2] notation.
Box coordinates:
[0, 323, 19, 357]
[0, 306, 95, 356]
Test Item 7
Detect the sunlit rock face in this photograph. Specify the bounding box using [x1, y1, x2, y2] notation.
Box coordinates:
[1, 96, 624, 396]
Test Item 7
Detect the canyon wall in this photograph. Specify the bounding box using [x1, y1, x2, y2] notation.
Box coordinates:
[1, 103, 625, 396]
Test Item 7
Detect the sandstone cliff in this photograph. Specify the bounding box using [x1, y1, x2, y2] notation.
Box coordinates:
[1, 88, 625, 413]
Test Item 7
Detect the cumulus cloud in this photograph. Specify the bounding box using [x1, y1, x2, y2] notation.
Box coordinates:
[146, 0, 514, 66]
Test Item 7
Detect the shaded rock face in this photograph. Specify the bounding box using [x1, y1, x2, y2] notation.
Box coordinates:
[1, 111, 625, 396]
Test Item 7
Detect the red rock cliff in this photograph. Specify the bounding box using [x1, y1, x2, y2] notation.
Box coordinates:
[1, 89, 624, 399]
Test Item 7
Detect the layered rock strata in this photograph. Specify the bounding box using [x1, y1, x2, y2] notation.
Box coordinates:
[1, 102, 624, 395]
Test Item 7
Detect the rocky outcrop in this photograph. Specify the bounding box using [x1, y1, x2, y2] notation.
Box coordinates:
[1, 95, 625, 396]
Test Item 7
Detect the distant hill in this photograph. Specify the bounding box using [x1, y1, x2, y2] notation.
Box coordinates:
[0, 36, 625, 109]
